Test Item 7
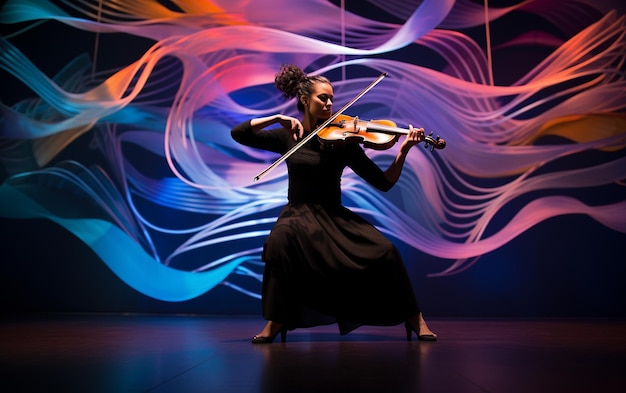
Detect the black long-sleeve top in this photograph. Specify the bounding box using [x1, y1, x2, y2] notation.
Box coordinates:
[231, 120, 393, 207]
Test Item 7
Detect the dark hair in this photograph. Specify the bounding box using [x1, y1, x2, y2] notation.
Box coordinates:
[274, 64, 330, 112]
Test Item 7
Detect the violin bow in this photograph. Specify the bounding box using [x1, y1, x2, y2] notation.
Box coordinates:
[254, 72, 388, 182]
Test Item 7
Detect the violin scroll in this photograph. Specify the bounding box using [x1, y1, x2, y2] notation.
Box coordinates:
[423, 132, 446, 152]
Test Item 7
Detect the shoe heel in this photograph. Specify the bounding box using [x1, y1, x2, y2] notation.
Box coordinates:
[404, 322, 413, 342]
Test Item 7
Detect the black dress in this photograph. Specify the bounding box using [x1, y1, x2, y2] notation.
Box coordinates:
[231, 120, 420, 335]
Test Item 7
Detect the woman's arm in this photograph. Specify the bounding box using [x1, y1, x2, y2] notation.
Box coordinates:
[231, 114, 306, 153]
[349, 125, 425, 191]
[383, 125, 425, 185]
[250, 115, 304, 141]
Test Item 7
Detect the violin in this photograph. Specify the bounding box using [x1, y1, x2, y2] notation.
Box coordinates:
[317, 114, 446, 151]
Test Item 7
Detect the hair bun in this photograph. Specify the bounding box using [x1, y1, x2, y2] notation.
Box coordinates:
[274, 64, 306, 99]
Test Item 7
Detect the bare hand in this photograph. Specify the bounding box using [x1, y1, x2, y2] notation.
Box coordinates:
[401, 124, 425, 152]
[277, 115, 304, 141]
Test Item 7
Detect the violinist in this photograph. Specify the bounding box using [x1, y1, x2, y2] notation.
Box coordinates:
[231, 64, 437, 343]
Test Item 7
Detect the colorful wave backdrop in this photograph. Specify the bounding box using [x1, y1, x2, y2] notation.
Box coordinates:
[1, 0, 625, 303]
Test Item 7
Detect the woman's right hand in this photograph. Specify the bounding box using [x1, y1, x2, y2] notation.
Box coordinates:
[277, 115, 304, 141]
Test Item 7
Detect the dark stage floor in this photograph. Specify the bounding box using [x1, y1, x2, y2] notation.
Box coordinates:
[1, 314, 625, 393]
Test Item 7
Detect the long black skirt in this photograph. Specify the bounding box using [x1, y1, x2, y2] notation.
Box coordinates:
[261, 202, 420, 335]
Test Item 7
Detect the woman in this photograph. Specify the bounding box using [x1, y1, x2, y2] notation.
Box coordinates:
[231, 64, 437, 343]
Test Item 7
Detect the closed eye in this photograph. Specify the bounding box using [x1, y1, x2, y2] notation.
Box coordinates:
[317, 94, 333, 102]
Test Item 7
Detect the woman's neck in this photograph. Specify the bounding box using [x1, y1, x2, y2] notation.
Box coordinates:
[302, 114, 323, 132]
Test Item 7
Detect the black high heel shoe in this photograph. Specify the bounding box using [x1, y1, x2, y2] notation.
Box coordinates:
[251, 328, 287, 344]
[404, 321, 437, 342]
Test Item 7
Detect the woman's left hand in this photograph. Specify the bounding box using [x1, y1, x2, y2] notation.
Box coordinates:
[400, 124, 425, 152]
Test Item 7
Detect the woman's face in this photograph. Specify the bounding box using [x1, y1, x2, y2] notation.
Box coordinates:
[305, 82, 333, 120]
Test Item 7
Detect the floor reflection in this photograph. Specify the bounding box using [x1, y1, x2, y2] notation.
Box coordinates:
[1, 314, 624, 393]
